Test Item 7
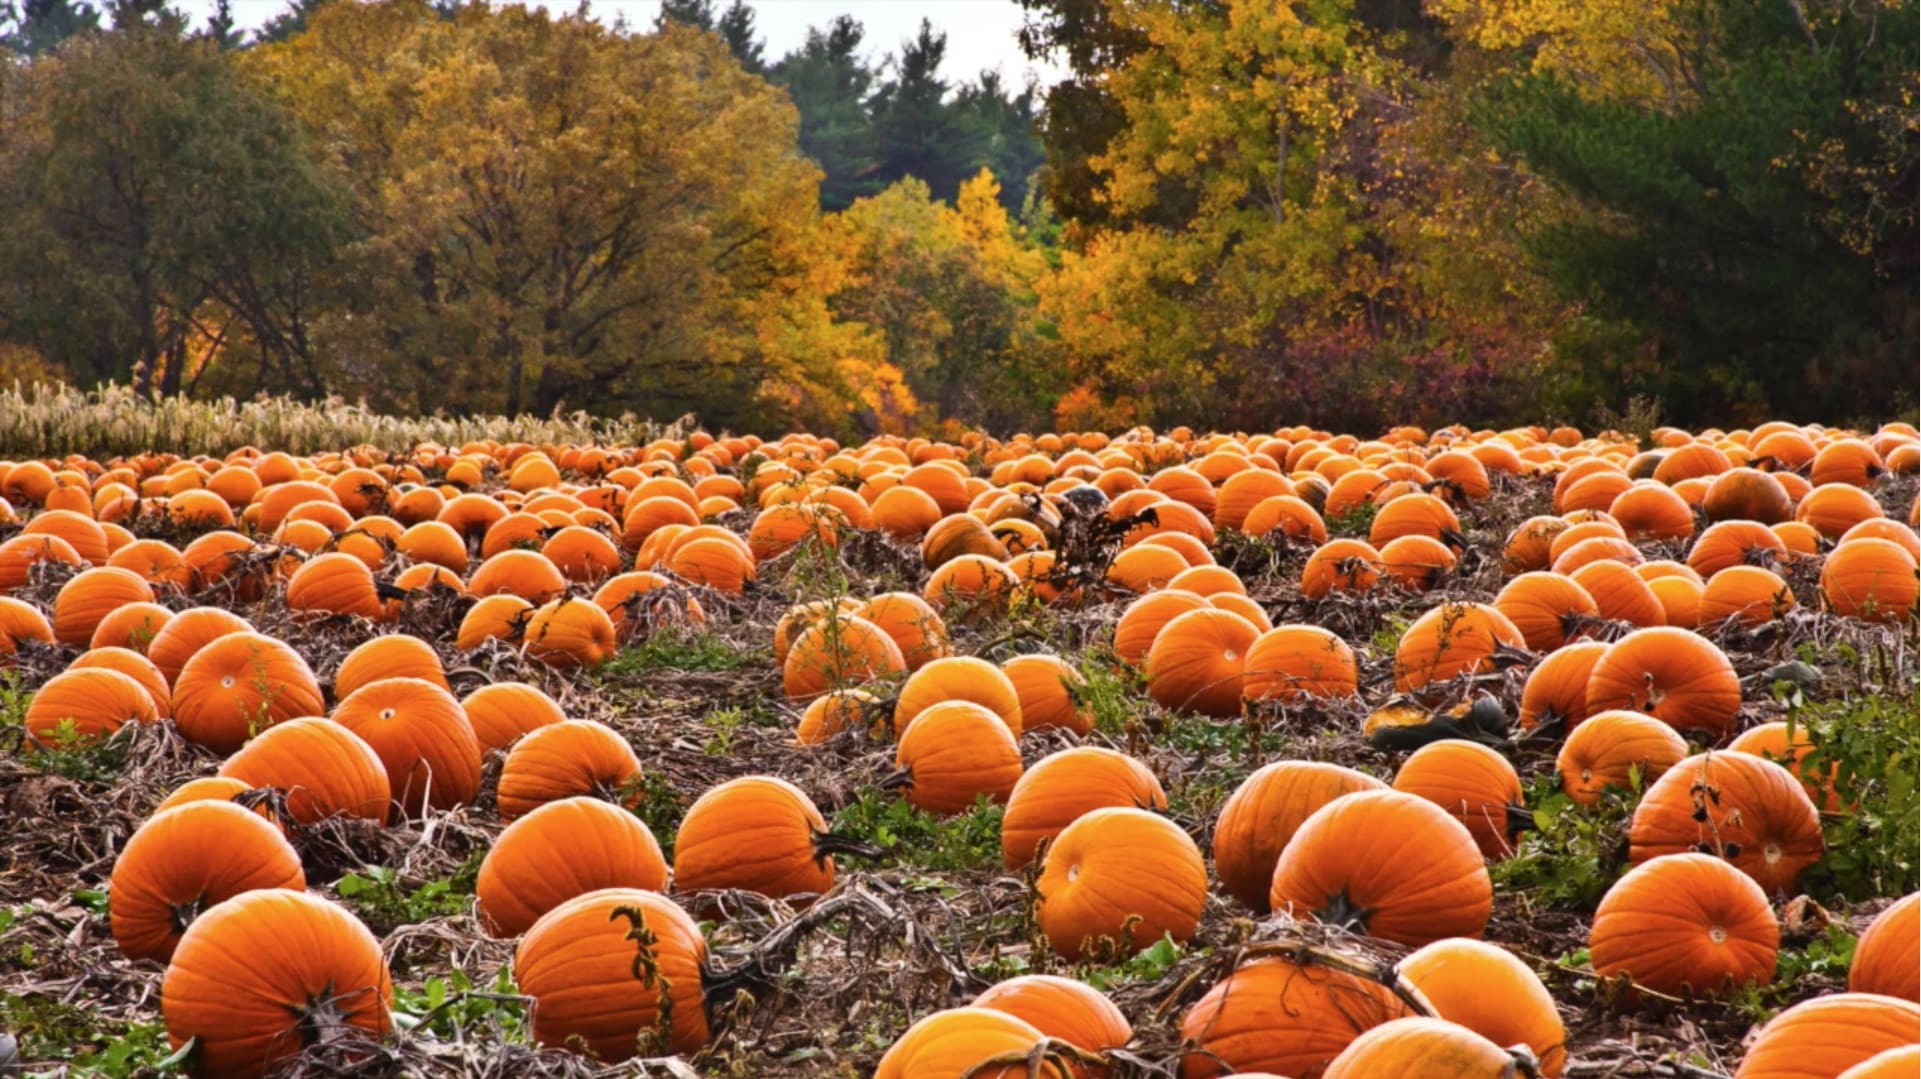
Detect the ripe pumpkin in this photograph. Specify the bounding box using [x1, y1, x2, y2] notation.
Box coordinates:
[335, 634, 447, 700]
[1590, 852, 1778, 998]
[147, 606, 252, 685]
[1850, 893, 1919, 1001]
[1568, 559, 1665, 628]
[891, 700, 1024, 816]
[974, 974, 1131, 1068]
[1391, 602, 1526, 696]
[170, 632, 324, 754]
[1001, 746, 1168, 872]
[1796, 482, 1885, 540]
[781, 613, 906, 700]
[455, 593, 534, 651]
[1820, 538, 1918, 622]
[1517, 639, 1608, 735]
[1689, 520, 1788, 578]
[1628, 751, 1824, 895]
[857, 591, 952, 670]
[70, 647, 170, 718]
[1212, 761, 1386, 913]
[1178, 954, 1409, 1078]
[475, 797, 668, 937]
[1112, 589, 1212, 667]
[1555, 709, 1688, 807]
[673, 776, 842, 900]
[1300, 539, 1383, 599]
[467, 548, 568, 603]
[331, 677, 482, 816]
[1036, 807, 1206, 959]
[161, 890, 392, 1079]
[52, 566, 155, 647]
[514, 888, 709, 1060]
[153, 776, 257, 817]
[0, 596, 53, 662]
[1585, 627, 1742, 738]
[1729, 721, 1843, 813]
[1731, 993, 1921, 1079]
[1002, 653, 1094, 735]
[1144, 607, 1260, 717]
[894, 656, 1024, 738]
[284, 552, 396, 622]
[1323, 1016, 1535, 1079]
[496, 719, 641, 821]
[795, 688, 881, 744]
[1703, 468, 1794, 524]
[921, 552, 1019, 617]
[1391, 741, 1527, 858]
[219, 715, 392, 825]
[1697, 565, 1796, 628]
[1494, 572, 1599, 653]
[1502, 516, 1572, 574]
[876, 1007, 1064, 1079]
[109, 800, 305, 963]
[87, 601, 173, 654]
[1839, 1047, 1921, 1079]
[524, 596, 619, 668]
[1242, 624, 1359, 702]
[461, 681, 567, 753]
[1397, 939, 1567, 1076]
[0, 533, 81, 593]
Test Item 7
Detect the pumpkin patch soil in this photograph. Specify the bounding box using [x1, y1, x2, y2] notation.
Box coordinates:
[0, 470, 1912, 1077]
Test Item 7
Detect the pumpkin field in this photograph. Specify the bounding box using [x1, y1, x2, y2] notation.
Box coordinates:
[0, 411, 1917, 1079]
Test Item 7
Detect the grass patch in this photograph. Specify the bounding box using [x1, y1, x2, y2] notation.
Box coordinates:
[1491, 773, 1635, 910]
[0, 995, 178, 1077]
[831, 791, 1003, 872]
[1790, 690, 1921, 901]
[334, 856, 481, 931]
[598, 631, 759, 676]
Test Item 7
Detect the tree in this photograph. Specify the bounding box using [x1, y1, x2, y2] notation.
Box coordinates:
[1015, 0, 1150, 228]
[0, 0, 101, 55]
[953, 71, 1045, 214]
[0, 26, 350, 397]
[715, 0, 761, 74]
[770, 16, 880, 210]
[653, 0, 713, 31]
[253, 0, 327, 45]
[866, 19, 990, 202]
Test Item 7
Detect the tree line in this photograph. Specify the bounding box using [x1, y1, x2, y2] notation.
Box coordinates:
[0, 0, 1912, 436]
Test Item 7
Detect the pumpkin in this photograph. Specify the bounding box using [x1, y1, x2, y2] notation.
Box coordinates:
[331, 676, 482, 816]
[153, 776, 257, 817]
[1590, 852, 1779, 997]
[1144, 607, 1260, 717]
[1002, 653, 1094, 735]
[69, 646, 170, 718]
[1567, 559, 1665, 628]
[1729, 721, 1843, 813]
[468, 548, 568, 603]
[1628, 750, 1824, 895]
[1494, 572, 1599, 652]
[856, 591, 952, 670]
[1850, 893, 1919, 1001]
[1325, 1017, 1535, 1079]
[1391, 741, 1527, 858]
[891, 700, 1024, 815]
[109, 800, 305, 963]
[455, 593, 534, 650]
[974, 974, 1131, 1073]
[1731, 993, 1921, 1079]
[1397, 939, 1566, 1076]
[540, 525, 621, 583]
[161, 890, 392, 1079]
[894, 655, 1024, 738]
[461, 681, 567, 753]
[1649, 574, 1707, 627]
[667, 534, 757, 592]
[52, 566, 154, 647]
[1212, 761, 1386, 912]
[219, 715, 393, 825]
[496, 718, 641, 821]
[524, 596, 619, 668]
[1609, 481, 1696, 541]
[87, 601, 173, 654]
[1243, 625, 1359, 702]
[1037, 807, 1206, 959]
[1703, 468, 1794, 524]
[514, 888, 709, 1060]
[284, 552, 396, 622]
[1242, 494, 1328, 545]
[0, 596, 53, 663]
[107, 538, 193, 589]
[475, 797, 667, 937]
[1300, 539, 1383, 598]
[172, 631, 326, 755]
[1391, 602, 1526, 696]
[147, 606, 251, 685]
[795, 688, 882, 744]
[1269, 789, 1492, 947]
[335, 634, 447, 700]
[1002, 747, 1168, 872]
[876, 1007, 1064, 1079]
[1820, 538, 1918, 622]
[1112, 589, 1212, 666]
[1585, 627, 1741, 738]
[1178, 954, 1409, 1078]
[871, 484, 942, 539]
[920, 512, 1009, 568]
[1797, 483, 1885, 541]
[1556, 709, 1688, 807]
[922, 552, 1019, 616]
[1698, 565, 1796, 628]
[0, 533, 81, 593]
[21, 508, 109, 564]
[1689, 520, 1787, 578]
[1839, 1047, 1921, 1079]
[673, 775, 842, 900]
[1376, 534, 1459, 590]
[781, 613, 905, 700]
[1517, 639, 1608, 735]
[1502, 516, 1572, 574]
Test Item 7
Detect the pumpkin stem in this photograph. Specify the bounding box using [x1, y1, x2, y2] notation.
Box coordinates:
[1312, 889, 1374, 935]
[1504, 802, 1536, 839]
[810, 830, 884, 865]
[287, 983, 376, 1051]
[876, 766, 914, 793]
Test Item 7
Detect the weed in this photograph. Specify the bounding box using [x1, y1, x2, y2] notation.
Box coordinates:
[1080, 934, 1187, 991]
[1324, 501, 1379, 537]
[1788, 691, 1921, 900]
[393, 966, 528, 1041]
[1075, 658, 1146, 736]
[598, 631, 758, 675]
[830, 791, 1003, 871]
[621, 772, 685, 855]
[0, 995, 177, 1076]
[335, 863, 476, 928]
[1491, 773, 1635, 909]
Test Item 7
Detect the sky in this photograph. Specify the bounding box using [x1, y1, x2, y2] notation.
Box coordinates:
[168, 0, 1072, 87]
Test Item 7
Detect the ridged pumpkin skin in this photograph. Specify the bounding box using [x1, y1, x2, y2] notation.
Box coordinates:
[87, 600, 172, 654]
[285, 552, 394, 621]
[1556, 709, 1689, 806]
[219, 715, 392, 825]
[495, 719, 641, 820]
[1213, 761, 1386, 913]
[973, 975, 1132, 1061]
[1820, 538, 1919, 622]
[673, 776, 836, 899]
[1850, 893, 1920, 1001]
[455, 593, 534, 651]
[781, 613, 906, 700]
[893, 700, 1024, 816]
[1036, 807, 1207, 959]
[475, 797, 668, 937]
[894, 656, 1024, 738]
[1494, 572, 1599, 652]
[1731, 993, 1921, 1079]
[461, 681, 567, 753]
[857, 591, 952, 670]
[331, 677, 482, 816]
[1837, 1046, 1921, 1079]
[876, 1007, 1064, 1079]
[1178, 955, 1409, 1078]
[172, 631, 325, 754]
[1398, 939, 1567, 1076]
[1391, 602, 1525, 696]
[1144, 607, 1259, 717]
[0, 596, 55, 660]
[1322, 1017, 1528, 1079]
[147, 607, 252, 685]
[24, 666, 159, 745]
[514, 888, 709, 1061]
[1002, 653, 1093, 734]
[1002, 747, 1168, 870]
[1112, 589, 1212, 666]
[334, 634, 447, 700]
[1628, 751, 1824, 895]
[1518, 639, 1608, 734]
[1590, 853, 1779, 998]
[1269, 789, 1493, 947]
[161, 890, 393, 1079]
[1242, 625, 1358, 702]
[524, 596, 619, 668]
[1585, 627, 1742, 738]
[109, 800, 305, 964]
[1391, 742, 1526, 859]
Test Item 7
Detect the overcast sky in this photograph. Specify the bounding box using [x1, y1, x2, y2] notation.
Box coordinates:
[167, 0, 1071, 86]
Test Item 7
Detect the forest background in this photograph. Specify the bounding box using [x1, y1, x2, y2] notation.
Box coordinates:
[0, 0, 1913, 437]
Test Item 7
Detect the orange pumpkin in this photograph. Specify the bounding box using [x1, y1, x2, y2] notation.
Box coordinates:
[673, 775, 845, 901]
[52, 566, 155, 647]
[335, 634, 447, 700]
[1850, 893, 1919, 1001]
[1391, 741, 1527, 858]
[973, 975, 1131, 1066]
[1144, 607, 1259, 717]
[1391, 602, 1526, 696]
[461, 681, 567, 753]
[1732, 993, 1921, 1079]
[1178, 954, 1408, 1078]
[220, 715, 393, 825]
[1556, 709, 1688, 806]
[1396, 939, 1567, 1076]
[495, 719, 640, 821]
[109, 800, 305, 963]
[514, 888, 709, 1060]
[1212, 761, 1386, 913]
[1585, 627, 1741, 737]
[1628, 751, 1824, 895]
[475, 797, 667, 937]
[894, 656, 1024, 738]
[1517, 639, 1608, 735]
[1001, 747, 1168, 870]
[1590, 852, 1779, 997]
[891, 700, 1023, 816]
[331, 676, 482, 816]
[875, 1007, 1063, 1079]
[781, 613, 906, 700]
[1001, 653, 1094, 735]
[1820, 538, 1918, 622]
[172, 632, 325, 754]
